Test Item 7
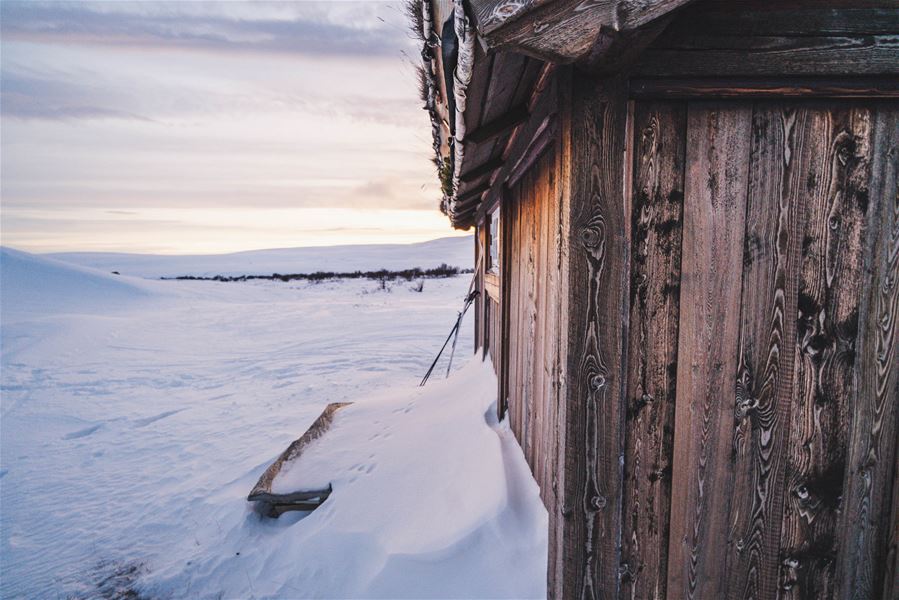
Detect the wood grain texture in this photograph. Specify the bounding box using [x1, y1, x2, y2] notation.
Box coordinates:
[470, 0, 694, 63]
[778, 105, 874, 600]
[620, 100, 686, 600]
[469, 0, 692, 35]
[835, 105, 899, 600]
[725, 103, 805, 600]
[635, 4, 899, 80]
[549, 66, 573, 599]
[657, 5, 899, 38]
[504, 147, 564, 525]
[666, 101, 752, 600]
[629, 78, 899, 100]
[562, 75, 630, 600]
[635, 36, 899, 78]
[884, 470, 899, 600]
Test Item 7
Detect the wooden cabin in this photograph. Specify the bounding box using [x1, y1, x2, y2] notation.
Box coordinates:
[412, 0, 899, 598]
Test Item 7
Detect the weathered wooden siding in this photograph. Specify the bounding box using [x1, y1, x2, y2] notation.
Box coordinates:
[667, 102, 754, 600]
[556, 91, 899, 599]
[620, 100, 686, 600]
[457, 2, 899, 598]
[505, 148, 565, 521]
[561, 74, 631, 600]
[634, 0, 899, 79]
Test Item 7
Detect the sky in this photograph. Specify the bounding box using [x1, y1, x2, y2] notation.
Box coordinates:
[1, 1, 462, 254]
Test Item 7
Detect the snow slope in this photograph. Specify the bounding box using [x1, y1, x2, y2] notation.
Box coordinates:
[48, 235, 473, 278]
[1, 247, 155, 320]
[0, 247, 546, 599]
[147, 362, 547, 598]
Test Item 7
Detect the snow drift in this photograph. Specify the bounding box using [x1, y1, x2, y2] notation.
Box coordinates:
[145, 360, 548, 598]
[0, 247, 154, 320]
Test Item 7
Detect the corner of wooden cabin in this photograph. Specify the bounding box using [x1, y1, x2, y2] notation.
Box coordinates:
[422, 0, 899, 597]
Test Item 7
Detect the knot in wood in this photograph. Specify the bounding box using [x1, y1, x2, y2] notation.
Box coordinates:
[590, 374, 606, 391]
[580, 227, 602, 248]
[490, 0, 528, 24]
[828, 215, 840, 230]
[735, 396, 758, 419]
[590, 494, 607, 510]
[837, 144, 851, 166]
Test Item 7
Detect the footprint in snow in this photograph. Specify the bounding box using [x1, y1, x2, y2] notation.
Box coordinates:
[349, 462, 376, 476]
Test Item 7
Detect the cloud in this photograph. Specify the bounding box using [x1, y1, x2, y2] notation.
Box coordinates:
[1, 74, 154, 121]
[0, 70, 156, 121]
[0, 1, 415, 58]
[1, 64, 425, 126]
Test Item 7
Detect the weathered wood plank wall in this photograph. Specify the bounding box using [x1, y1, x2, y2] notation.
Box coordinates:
[725, 102, 801, 600]
[835, 105, 899, 600]
[505, 147, 565, 523]
[667, 102, 753, 600]
[776, 105, 873, 599]
[620, 100, 686, 600]
[464, 5, 898, 598]
[561, 74, 631, 600]
[555, 90, 898, 599]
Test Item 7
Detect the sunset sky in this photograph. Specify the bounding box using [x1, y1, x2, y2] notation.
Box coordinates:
[1, 1, 462, 254]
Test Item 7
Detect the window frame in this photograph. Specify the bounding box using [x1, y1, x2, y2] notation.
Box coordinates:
[486, 202, 500, 277]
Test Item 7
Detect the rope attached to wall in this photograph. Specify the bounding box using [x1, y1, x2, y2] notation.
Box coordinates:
[419, 254, 482, 387]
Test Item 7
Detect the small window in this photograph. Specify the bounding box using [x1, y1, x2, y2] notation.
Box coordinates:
[487, 204, 500, 274]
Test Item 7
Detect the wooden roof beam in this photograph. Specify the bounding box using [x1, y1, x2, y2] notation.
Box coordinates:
[474, 68, 559, 225]
[449, 181, 491, 229]
[469, 0, 697, 63]
[465, 103, 530, 145]
[455, 181, 491, 205]
[459, 156, 505, 185]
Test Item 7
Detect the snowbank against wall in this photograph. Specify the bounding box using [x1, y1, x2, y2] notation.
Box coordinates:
[145, 360, 548, 599]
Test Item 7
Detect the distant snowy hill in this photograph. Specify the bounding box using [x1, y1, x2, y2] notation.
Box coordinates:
[0, 247, 154, 319]
[47, 236, 473, 279]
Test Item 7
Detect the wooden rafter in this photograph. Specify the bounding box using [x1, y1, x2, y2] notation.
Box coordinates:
[459, 156, 505, 185]
[465, 103, 530, 144]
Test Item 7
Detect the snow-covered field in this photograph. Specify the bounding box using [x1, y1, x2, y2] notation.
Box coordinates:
[0, 243, 547, 599]
[48, 236, 473, 279]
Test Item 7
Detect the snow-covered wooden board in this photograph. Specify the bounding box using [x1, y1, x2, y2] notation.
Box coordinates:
[248, 402, 353, 517]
